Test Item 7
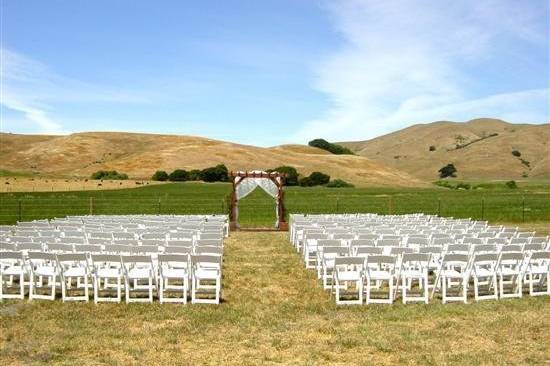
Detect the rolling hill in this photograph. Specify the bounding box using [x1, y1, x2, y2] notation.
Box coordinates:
[340, 118, 550, 181]
[0, 132, 423, 187]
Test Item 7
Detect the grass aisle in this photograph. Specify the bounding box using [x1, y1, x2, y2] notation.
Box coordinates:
[1, 232, 549, 365]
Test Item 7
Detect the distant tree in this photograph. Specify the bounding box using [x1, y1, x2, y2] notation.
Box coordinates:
[308, 171, 331, 186]
[429, 145, 436, 151]
[511, 150, 521, 157]
[505, 180, 518, 189]
[200, 164, 229, 182]
[299, 176, 313, 187]
[268, 166, 299, 186]
[308, 139, 354, 155]
[438, 164, 457, 178]
[168, 169, 188, 182]
[187, 169, 202, 181]
[152, 170, 169, 181]
[91, 170, 128, 180]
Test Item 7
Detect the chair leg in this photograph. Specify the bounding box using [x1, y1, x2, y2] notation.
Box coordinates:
[148, 277, 153, 303]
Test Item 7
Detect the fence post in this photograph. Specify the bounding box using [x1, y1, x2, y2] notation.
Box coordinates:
[221, 199, 225, 213]
[388, 196, 393, 215]
[158, 197, 161, 215]
[481, 197, 485, 220]
[438, 198, 441, 216]
[18, 200, 22, 222]
[89, 197, 94, 216]
[336, 198, 339, 213]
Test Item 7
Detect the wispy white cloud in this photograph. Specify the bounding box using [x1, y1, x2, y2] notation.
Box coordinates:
[1, 48, 148, 133]
[291, 0, 549, 142]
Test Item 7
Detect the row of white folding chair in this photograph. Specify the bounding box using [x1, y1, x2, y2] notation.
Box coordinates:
[431, 251, 550, 303]
[0, 241, 224, 258]
[328, 250, 549, 305]
[0, 252, 222, 304]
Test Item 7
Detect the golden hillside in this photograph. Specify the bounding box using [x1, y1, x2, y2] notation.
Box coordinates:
[340, 119, 550, 181]
[0, 132, 423, 187]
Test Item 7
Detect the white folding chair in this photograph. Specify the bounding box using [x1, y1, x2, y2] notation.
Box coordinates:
[523, 251, 549, 296]
[497, 252, 524, 299]
[0, 251, 27, 300]
[121, 255, 155, 303]
[28, 252, 59, 301]
[364, 255, 396, 304]
[332, 256, 365, 305]
[191, 255, 221, 304]
[158, 254, 190, 304]
[470, 253, 498, 301]
[57, 253, 90, 302]
[91, 254, 123, 303]
[398, 253, 430, 304]
[433, 253, 469, 304]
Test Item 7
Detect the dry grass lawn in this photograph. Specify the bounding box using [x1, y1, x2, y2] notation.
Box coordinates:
[1, 231, 549, 365]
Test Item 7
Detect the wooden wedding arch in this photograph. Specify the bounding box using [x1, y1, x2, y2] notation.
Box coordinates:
[229, 171, 288, 231]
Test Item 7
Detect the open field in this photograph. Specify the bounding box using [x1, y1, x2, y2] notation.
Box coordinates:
[1, 231, 548, 365]
[0, 176, 165, 193]
[1, 182, 550, 227]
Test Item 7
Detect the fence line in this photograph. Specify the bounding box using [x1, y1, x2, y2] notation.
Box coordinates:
[1, 193, 548, 225]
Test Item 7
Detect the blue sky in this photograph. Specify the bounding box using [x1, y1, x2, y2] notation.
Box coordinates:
[1, 0, 548, 146]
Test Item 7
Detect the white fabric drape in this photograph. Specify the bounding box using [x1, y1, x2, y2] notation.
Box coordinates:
[234, 171, 281, 228]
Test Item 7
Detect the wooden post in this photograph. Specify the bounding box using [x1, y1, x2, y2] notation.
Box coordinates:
[18, 200, 22, 222]
[438, 198, 441, 216]
[481, 197, 485, 220]
[89, 197, 94, 216]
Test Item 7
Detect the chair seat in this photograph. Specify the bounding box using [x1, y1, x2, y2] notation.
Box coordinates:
[35, 266, 57, 277]
[128, 268, 152, 279]
[527, 265, 549, 275]
[97, 268, 121, 278]
[337, 271, 362, 281]
[440, 269, 466, 279]
[499, 268, 521, 276]
[64, 267, 87, 277]
[2, 265, 26, 276]
[473, 268, 495, 277]
[401, 269, 426, 278]
[195, 268, 219, 279]
[367, 270, 393, 280]
[162, 268, 188, 279]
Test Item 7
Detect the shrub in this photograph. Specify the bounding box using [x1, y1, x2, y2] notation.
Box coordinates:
[505, 180, 518, 189]
[309, 171, 330, 186]
[520, 159, 530, 167]
[151, 170, 169, 181]
[168, 169, 188, 182]
[200, 164, 229, 182]
[91, 170, 128, 180]
[429, 145, 436, 151]
[438, 163, 457, 178]
[268, 166, 299, 186]
[187, 169, 202, 181]
[511, 150, 521, 157]
[308, 139, 354, 155]
[326, 179, 354, 188]
[299, 176, 313, 187]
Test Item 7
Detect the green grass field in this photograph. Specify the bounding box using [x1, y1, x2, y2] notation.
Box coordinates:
[1, 232, 548, 365]
[1, 182, 550, 227]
